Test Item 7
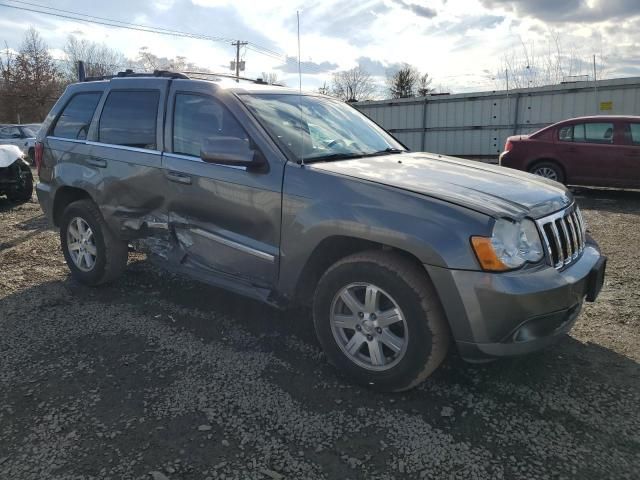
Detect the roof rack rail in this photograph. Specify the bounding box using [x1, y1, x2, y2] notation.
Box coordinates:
[183, 71, 282, 86]
[83, 69, 190, 82]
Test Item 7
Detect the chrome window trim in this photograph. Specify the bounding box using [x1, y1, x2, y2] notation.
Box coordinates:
[163, 152, 247, 171]
[191, 228, 274, 262]
[85, 141, 161, 155]
[47, 136, 87, 144]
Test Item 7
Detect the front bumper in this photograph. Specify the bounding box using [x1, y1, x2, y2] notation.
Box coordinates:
[426, 237, 605, 362]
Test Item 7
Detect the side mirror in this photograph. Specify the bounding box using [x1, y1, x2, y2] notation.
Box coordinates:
[200, 137, 265, 169]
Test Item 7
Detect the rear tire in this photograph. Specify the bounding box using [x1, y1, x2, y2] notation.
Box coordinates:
[529, 161, 565, 184]
[60, 199, 128, 286]
[313, 250, 449, 392]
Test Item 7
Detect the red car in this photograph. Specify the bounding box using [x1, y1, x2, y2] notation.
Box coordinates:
[499, 116, 640, 188]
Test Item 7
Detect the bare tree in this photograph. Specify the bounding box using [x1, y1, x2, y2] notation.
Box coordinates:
[498, 32, 606, 90]
[317, 81, 330, 95]
[416, 73, 434, 96]
[134, 47, 203, 72]
[1, 28, 62, 122]
[388, 63, 420, 98]
[330, 66, 376, 102]
[0, 42, 18, 122]
[260, 71, 282, 85]
[63, 35, 126, 81]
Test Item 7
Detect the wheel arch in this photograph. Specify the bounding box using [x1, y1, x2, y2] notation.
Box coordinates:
[292, 235, 430, 306]
[52, 186, 93, 227]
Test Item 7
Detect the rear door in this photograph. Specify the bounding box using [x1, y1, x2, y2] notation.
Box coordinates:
[86, 79, 170, 240]
[43, 89, 104, 185]
[162, 81, 285, 288]
[618, 122, 640, 188]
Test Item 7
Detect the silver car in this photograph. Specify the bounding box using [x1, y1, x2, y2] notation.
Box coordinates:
[35, 72, 606, 391]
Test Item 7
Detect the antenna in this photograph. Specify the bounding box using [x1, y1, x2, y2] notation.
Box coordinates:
[297, 10, 305, 166]
[297, 11, 302, 93]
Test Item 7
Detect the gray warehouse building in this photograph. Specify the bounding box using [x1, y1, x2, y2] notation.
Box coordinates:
[354, 77, 640, 159]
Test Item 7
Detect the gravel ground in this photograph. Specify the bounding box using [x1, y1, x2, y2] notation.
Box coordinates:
[0, 185, 639, 480]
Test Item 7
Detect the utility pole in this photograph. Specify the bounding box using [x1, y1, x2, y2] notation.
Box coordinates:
[232, 40, 248, 82]
[593, 54, 598, 114]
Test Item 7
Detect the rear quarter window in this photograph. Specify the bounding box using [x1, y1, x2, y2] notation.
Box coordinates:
[98, 90, 160, 149]
[628, 124, 640, 145]
[52, 92, 102, 140]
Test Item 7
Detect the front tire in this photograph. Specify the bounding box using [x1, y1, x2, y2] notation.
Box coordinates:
[313, 250, 449, 392]
[60, 199, 128, 286]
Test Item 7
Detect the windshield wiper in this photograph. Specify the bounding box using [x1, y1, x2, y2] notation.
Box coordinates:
[304, 148, 405, 164]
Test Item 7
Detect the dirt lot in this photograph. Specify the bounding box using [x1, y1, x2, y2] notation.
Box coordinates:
[1, 185, 639, 480]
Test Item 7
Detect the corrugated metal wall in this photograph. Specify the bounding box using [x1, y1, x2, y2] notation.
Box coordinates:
[354, 77, 640, 157]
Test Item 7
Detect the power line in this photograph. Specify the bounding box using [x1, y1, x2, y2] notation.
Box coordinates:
[0, 0, 335, 78]
[0, 0, 236, 44]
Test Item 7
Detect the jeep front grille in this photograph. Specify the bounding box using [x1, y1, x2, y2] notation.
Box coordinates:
[537, 205, 586, 269]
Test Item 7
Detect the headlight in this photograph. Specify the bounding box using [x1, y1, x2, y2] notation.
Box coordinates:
[471, 218, 544, 271]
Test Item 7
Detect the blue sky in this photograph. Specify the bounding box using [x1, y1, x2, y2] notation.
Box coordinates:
[0, 0, 638, 94]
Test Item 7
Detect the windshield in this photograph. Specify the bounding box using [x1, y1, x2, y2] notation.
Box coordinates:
[239, 94, 405, 162]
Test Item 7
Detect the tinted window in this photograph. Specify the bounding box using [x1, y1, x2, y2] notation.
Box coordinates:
[0, 126, 21, 139]
[53, 92, 101, 140]
[173, 93, 249, 157]
[99, 90, 159, 149]
[563, 122, 614, 144]
[628, 124, 640, 145]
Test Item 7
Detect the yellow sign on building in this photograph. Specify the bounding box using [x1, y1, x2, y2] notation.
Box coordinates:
[600, 101, 613, 111]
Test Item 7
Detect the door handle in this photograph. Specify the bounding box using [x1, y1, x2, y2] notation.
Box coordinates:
[166, 171, 192, 185]
[86, 157, 107, 168]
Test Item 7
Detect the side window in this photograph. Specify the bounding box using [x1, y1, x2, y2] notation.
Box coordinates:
[628, 124, 640, 145]
[0, 126, 21, 139]
[53, 92, 101, 140]
[99, 90, 159, 149]
[173, 93, 249, 157]
[572, 122, 614, 144]
[558, 125, 573, 142]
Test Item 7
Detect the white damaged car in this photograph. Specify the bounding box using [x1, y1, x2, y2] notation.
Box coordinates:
[0, 144, 33, 203]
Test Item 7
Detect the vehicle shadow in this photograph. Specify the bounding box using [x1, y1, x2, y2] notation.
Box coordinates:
[571, 186, 640, 214]
[5, 255, 638, 399]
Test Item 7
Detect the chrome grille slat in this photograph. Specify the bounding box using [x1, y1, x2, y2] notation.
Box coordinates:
[566, 213, 579, 258]
[550, 221, 564, 267]
[536, 205, 586, 270]
[559, 216, 573, 264]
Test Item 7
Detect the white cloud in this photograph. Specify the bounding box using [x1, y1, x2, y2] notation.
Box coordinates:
[0, 0, 637, 95]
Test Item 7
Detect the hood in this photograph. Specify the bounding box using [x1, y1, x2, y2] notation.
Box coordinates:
[309, 152, 572, 219]
[0, 144, 23, 168]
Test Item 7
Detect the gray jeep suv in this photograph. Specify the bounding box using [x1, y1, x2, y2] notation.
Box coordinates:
[35, 71, 606, 391]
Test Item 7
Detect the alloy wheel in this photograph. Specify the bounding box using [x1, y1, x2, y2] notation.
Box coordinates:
[533, 166, 558, 180]
[67, 217, 97, 272]
[330, 283, 408, 371]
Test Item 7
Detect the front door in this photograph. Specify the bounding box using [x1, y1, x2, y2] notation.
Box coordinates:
[557, 121, 620, 186]
[162, 82, 284, 288]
